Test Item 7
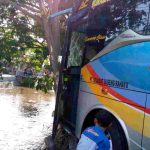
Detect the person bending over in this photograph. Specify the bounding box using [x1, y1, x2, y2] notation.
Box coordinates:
[77, 110, 112, 150]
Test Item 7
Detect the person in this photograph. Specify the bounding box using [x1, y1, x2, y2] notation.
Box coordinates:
[77, 110, 112, 150]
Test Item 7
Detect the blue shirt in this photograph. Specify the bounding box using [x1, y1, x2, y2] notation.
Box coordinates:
[77, 126, 110, 150]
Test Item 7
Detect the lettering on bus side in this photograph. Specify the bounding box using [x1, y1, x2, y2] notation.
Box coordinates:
[85, 34, 106, 42]
[90, 77, 128, 89]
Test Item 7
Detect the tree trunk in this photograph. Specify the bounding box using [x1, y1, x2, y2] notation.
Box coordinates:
[41, 17, 61, 74]
[38, 0, 61, 74]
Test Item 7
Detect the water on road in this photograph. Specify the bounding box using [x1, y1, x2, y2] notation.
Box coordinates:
[0, 86, 55, 150]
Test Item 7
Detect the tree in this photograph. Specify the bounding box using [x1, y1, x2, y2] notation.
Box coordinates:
[0, 0, 73, 74]
[0, 13, 47, 71]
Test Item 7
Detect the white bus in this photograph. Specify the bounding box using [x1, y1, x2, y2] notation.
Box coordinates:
[53, 0, 150, 149]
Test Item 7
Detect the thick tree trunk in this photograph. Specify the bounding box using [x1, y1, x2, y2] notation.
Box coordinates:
[42, 17, 61, 74]
[39, 0, 61, 74]
[49, 19, 61, 74]
[49, 0, 61, 74]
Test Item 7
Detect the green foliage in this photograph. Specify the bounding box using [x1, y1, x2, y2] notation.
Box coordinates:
[21, 76, 36, 88]
[21, 75, 54, 93]
[0, 3, 48, 72]
[34, 66, 41, 73]
[36, 75, 54, 93]
[24, 48, 48, 73]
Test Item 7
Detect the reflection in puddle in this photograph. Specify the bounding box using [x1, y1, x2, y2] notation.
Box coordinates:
[0, 87, 55, 150]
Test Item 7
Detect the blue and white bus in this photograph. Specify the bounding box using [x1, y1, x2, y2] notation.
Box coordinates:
[53, 0, 150, 149]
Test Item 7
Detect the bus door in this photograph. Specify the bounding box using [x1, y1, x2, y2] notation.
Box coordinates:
[61, 25, 87, 130]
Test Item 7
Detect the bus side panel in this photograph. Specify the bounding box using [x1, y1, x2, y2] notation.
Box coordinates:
[75, 81, 101, 138]
[76, 79, 145, 149]
[80, 66, 145, 149]
[76, 42, 150, 149]
[142, 94, 150, 149]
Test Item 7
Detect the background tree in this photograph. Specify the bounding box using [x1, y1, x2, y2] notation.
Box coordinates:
[0, 12, 47, 73]
[0, 0, 74, 74]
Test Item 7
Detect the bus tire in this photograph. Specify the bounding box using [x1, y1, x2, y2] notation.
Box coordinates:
[82, 109, 128, 150]
[107, 117, 128, 150]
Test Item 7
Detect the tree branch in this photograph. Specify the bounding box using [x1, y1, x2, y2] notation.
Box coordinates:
[33, 39, 46, 48]
[21, 4, 40, 14]
[18, 8, 41, 24]
[38, 0, 47, 16]
[24, 2, 40, 10]
[0, 0, 42, 24]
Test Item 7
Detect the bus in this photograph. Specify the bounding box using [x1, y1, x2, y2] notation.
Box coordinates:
[53, 0, 150, 149]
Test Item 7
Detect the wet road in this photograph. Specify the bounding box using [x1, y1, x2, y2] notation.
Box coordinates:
[0, 86, 55, 150]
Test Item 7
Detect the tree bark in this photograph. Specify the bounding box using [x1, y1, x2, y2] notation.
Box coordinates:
[48, 0, 61, 73]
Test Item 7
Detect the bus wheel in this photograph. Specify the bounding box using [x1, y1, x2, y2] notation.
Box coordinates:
[107, 117, 128, 150]
[82, 109, 128, 150]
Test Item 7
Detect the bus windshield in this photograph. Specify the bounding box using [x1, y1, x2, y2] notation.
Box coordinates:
[67, 23, 106, 67]
[67, 29, 86, 67]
